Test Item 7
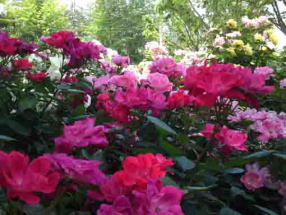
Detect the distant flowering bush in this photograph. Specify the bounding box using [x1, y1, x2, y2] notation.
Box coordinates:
[210, 16, 278, 67]
[0, 27, 285, 215]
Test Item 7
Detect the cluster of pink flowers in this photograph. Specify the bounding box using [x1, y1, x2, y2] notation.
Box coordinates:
[149, 57, 186, 79]
[167, 90, 194, 109]
[0, 151, 60, 204]
[89, 153, 184, 215]
[12, 59, 33, 71]
[229, 108, 286, 142]
[175, 50, 210, 66]
[183, 63, 274, 107]
[41, 31, 106, 66]
[145, 41, 169, 59]
[242, 16, 270, 28]
[201, 124, 248, 155]
[54, 117, 109, 153]
[92, 70, 173, 123]
[214, 36, 226, 47]
[97, 87, 167, 123]
[226, 31, 242, 38]
[27, 72, 47, 82]
[240, 163, 286, 198]
[253, 66, 274, 80]
[0, 32, 38, 57]
[45, 153, 106, 186]
[112, 55, 131, 67]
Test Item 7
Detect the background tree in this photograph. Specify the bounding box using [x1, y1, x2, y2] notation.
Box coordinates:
[66, 1, 90, 38]
[155, 0, 272, 50]
[5, 0, 68, 41]
[270, 0, 286, 35]
[155, 0, 209, 50]
[86, 0, 155, 62]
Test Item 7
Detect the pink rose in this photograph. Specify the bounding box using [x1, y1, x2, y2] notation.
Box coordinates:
[240, 163, 270, 191]
[146, 72, 173, 92]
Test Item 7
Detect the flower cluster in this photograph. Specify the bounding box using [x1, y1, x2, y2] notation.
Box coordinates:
[201, 124, 248, 155]
[94, 71, 172, 123]
[12, 59, 33, 71]
[149, 57, 186, 79]
[54, 117, 109, 153]
[242, 16, 270, 28]
[45, 153, 106, 186]
[145, 41, 168, 59]
[0, 32, 38, 57]
[229, 108, 286, 142]
[212, 16, 278, 59]
[41, 31, 106, 66]
[183, 63, 274, 107]
[89, 153, 184, 215]
[0, 151, 60, 204]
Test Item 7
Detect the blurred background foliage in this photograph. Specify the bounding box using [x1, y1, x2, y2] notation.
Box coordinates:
[0, 0, 285, 61]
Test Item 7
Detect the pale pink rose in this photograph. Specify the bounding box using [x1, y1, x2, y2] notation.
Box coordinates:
[214, 36, 225, 47]
[226, 31, 241, 38]
[280, 79, 286, 88]
[146, 72, 173, 92]
[110, 71, 138, 90]
[254, 66, 274, 80]
[86, 74, 112, 90]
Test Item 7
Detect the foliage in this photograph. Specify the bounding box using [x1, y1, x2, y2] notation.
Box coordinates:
[86, 0, 155, 62]
[5, 0, 68, 41]
[154, 0, 274, 49]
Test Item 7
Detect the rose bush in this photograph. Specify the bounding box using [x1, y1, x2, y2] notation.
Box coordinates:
[0, 17, 286, 214]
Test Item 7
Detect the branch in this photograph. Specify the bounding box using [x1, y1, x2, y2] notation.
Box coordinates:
[188, 0, 209, 29]
[271, 0, 286, 35]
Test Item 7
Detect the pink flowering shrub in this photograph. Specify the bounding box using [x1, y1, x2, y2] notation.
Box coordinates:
[229, 108, 286, 142]
[54, 117, 109, 153]
[0, 151, 60, 204]
[0, 30, 285, 215]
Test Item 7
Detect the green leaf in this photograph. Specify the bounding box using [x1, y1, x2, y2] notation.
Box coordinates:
[22, 204, 56, 215]
[67, 89, 86, 94]
[273, 153, 286, 160]
[219, 207, 241, 215]
[243, 150, 273, 159]
[175, 156, 195, 171]
[57, 84, 71, 90]
[225, 168, 244, 174]
[147, 116, 176, 135]
[160, 141, 182, 156]
[0, 135, 16, 141]
[163, 176, 179, 186]
[185, 184, 217, 191]
[254, 205, 278, 215]
[230, 186, 255, 201]
[19, 96, 37, 111]
[6, 120, 31, 136]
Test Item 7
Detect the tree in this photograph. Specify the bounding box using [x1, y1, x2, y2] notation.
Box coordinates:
[155, 0, 209, 50]
[5, 0, 68, 41]
[271, 0, 286, 35]
[86, 0, 155, 62]
[155, 0, 272, 50]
